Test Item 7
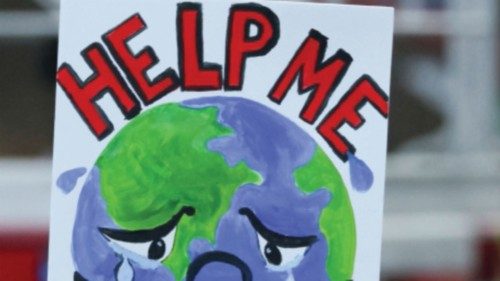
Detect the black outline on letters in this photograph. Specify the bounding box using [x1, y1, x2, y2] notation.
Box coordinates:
[224, 3, 280, 91]
[56, 43, 141, 140]
[102, 13, 180, 105]
[268, 29, 352, 124]
[177, 2, 223, 91]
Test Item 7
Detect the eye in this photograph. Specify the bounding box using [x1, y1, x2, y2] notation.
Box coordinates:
[104, 227, 176, 261]
[256, 233, 308, 271]
[99, 206, 194, 263]
[239, 207, 316, 271]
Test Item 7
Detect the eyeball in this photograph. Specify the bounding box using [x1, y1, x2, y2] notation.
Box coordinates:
[104, 228, 176, 261]
[256, 233, 308, 271]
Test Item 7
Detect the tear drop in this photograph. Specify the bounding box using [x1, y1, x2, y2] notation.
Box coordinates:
[116, 258, 134, 281]
[56, 167, 86, 194]
[347, 152, 373, 192]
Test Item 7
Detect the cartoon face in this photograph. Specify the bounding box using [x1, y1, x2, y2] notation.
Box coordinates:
[67, 97, 355, 281]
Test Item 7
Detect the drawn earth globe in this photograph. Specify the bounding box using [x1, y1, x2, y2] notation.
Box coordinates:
[70, 97, 355, 281]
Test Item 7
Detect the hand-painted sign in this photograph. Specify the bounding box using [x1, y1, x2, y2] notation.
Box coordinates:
[49, 1, 393, 280]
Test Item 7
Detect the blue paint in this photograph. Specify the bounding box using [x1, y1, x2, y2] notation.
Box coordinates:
[72, 168, 174, 280]
[188, 239, 214, 260]
[183, 98, 332, 280]
[347, 152, 373, 192]
[56, 167, 86, 194]
[72, 98, 350, 281]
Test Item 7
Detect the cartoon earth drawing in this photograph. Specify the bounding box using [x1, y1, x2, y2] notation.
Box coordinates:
[64, 97, 356, 281]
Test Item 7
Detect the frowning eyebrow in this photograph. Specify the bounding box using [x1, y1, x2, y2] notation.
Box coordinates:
[239, 207, 317, 248]
[99, 206, 195, 243]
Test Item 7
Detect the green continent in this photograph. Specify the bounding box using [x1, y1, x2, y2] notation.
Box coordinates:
[97, 104, 260, 280]
[294, 148, 356, 281]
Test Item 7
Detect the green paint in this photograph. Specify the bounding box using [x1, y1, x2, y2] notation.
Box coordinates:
[97, 104, 260, 280]
[294, 148, 356, 281]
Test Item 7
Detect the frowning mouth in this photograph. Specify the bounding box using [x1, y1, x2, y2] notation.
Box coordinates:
[186, 251, 252, 281]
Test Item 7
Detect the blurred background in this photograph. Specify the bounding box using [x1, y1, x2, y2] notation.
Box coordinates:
[0, 0, 498, 280]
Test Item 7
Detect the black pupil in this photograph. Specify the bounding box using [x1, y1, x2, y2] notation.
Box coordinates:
[264, 242, 282, 265]
[148, 239, 166, 260]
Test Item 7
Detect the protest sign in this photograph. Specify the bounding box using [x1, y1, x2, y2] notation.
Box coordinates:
[49, 1, 393, 280]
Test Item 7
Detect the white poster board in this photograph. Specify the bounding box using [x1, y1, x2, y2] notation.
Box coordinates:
[50, 1, 393, 280]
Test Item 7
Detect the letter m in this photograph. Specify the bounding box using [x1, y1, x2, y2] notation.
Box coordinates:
[268, 29, 352, 124]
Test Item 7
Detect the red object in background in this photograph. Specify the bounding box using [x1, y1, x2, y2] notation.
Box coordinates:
[475, 233, 500, 280]
[0, 232, 48, 281]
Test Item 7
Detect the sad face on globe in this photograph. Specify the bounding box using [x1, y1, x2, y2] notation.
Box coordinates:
[65, 97, 356, 281]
